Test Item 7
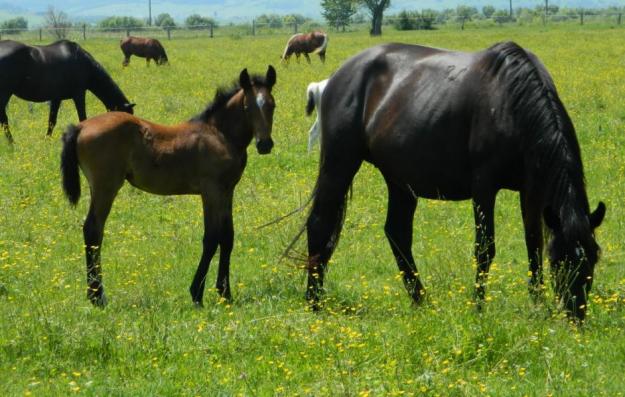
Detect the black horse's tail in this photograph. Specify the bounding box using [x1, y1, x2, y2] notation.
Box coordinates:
[306, 89, 315, 116]
[61, 124, 82, 206]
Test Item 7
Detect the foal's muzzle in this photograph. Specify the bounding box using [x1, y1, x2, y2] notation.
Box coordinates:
[256, 138, 274, 154]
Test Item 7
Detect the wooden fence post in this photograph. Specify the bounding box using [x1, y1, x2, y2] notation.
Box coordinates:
[83, 24, 86, 40]
[252, 19, 256, 36]
[39, 28, 42, 41]
[618, 13, 622, 25]
[461, 16, 466, 30]
[166, 27, 171, 40]
[580, 10, 584, 25]
[293, 21, 298, 34]
[126, 28, 130, 37]
[210, 23, 213, 38]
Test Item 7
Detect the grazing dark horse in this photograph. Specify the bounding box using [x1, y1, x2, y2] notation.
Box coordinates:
[0, 40, 135, 143]
[301, 42, 606, 321]
[120, 36, 169, 67]
[60, 66, 276, 306]
[281, 31, 328, 64]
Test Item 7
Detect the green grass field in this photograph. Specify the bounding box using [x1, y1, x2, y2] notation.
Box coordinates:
[1, 26, 624, 396]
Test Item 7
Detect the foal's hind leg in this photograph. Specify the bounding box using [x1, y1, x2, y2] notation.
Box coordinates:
[215, 207, 234, 301]
[520, 191, 544, 300]
[0, 94, 13, 143]
[46, 99, 61, 136]
[83, 186, 120, 307]
[384, 180, 425, 304]
[472, 189, 497, 304]
[306, 154, 362, 307]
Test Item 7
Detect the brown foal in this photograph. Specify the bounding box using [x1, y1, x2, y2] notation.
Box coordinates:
[61, 66, 277, 306]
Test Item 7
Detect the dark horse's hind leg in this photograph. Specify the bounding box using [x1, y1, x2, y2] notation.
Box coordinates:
[520, 191, 544, 300]
[304, 53, 311, 64]
[472, 189, 497, 305]
[319, 51, 326, 64]
[384, 180, 425, 304]
[306, 154, 362, 308]
[0, 94, 13, 143]
[122, 54, 130, 67]
[83, 188, 119, 307]
[189, 192, 232, 305]
[46, 99, 61, 136]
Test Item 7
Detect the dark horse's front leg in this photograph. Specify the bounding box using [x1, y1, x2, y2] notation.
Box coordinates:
[46, 99, 61, 136]
[384, 180, 425, 304]
[520, 190, 544, 300]
[472, 189, 497, 306]
[73, 92, 87, 122]
[189, 192, 233, 305]
[306, 153, 362, 309]
[0, 94, 13, 143]
[304, 53, 312, 64]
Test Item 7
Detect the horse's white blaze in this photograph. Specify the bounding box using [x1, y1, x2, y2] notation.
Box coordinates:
[256, 93, 266, 109]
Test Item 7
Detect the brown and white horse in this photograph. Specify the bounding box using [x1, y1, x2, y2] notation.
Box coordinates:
[281, 31, 328, 64]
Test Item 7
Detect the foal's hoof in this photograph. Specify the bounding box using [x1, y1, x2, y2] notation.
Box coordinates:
[192, 300, 204, 309]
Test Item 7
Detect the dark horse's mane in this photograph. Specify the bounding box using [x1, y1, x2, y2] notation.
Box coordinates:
[191, 75, 270, 123]
[69, 41, 128, 104]
[485, 41, 590, 235]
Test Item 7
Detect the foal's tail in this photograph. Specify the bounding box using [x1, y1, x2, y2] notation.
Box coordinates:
[61, 124, 82, 206]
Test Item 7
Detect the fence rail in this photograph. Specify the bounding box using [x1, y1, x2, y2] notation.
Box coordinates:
[1, 12, 624, 41]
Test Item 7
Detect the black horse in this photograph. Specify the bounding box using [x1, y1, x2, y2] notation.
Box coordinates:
[302, 41, 605, 321]
[0, 40, 134, 143]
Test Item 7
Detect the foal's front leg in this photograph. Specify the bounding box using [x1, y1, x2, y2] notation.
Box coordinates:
[215, 210, 234, 301]
[189, 194, 221, 305]
[472, 191, 496, 304]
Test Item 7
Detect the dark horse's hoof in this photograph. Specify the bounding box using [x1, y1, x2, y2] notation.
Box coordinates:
[89, 292, 108, 308]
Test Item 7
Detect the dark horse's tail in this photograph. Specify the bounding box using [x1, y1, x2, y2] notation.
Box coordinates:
[61, 124, 82, 206]
[306, 89, 315, 116]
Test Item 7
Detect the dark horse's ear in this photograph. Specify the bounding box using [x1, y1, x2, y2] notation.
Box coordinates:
[239, 68, 252, 91]
[589, 201, 606, 229]
[266, 65, 276, 89]
[543, 206, 561, 231]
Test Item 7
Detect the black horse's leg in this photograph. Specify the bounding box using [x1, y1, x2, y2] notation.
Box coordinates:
[189, 194, 220, 306]
[83, 190, 117, 307]
[215, 202, 234, 301]
[46, 99, 61, 136]
[472, 190, 496, 303]
[384, 180, 425, 304]
[306, 154, 362, 307]
[520, 190, 544, 300]
[0, 94, 13, 143]
[72, 92, 87, 122]
[304, 53, 311, 64]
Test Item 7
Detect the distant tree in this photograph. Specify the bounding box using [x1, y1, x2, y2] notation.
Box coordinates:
[282, 14, 309, 25]
[321, 0, 357, 31]
[360, 0, 391, 36]
[393, 10, 418, 30]
[45, 6, 71, 39]
[256, 14, 283, 28]
[98, 16, 144, 31]
[420, 9, 438, 29]
[154, 13, 176, 28]
[185, 14, 218, 29]
[0, 16, 28, 34]
[482, 5, 496, 18]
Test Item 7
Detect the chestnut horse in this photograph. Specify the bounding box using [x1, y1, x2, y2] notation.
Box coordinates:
[120, 36, 169, 66]
[299, 42, 605, 321]
[0, 40, 134, 143]
[281, 31, 328, 64]
[61, 66, 276, 306]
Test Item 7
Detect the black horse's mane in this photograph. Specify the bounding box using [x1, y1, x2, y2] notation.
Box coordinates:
[486, 41, 590, 234]
[70, 42, 128, 103]
[191, 75, 270, 123]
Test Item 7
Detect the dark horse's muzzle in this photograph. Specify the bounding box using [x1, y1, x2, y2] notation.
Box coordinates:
[256, 138, 274, 154]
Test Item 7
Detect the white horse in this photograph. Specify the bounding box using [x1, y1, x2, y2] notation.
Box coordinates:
[305, 79, 328, 152]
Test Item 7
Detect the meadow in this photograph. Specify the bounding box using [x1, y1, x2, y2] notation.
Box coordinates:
[1, 25, 625, 396]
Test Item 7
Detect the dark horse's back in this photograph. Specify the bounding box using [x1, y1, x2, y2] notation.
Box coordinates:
[0, 39, 96, 102]
[320, 42, 564, 201]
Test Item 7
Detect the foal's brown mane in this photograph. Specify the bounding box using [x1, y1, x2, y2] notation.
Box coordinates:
[190, 75, 271, 123]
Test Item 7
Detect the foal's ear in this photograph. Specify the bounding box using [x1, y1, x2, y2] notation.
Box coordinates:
[543, 206, 561, 231]
[266, 65, 277, 88]
[590, 201, 606, 229]
[239, 68, 252, 91]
